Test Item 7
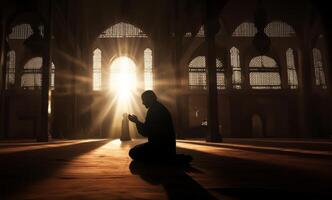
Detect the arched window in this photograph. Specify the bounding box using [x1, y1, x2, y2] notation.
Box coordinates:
[189, 56, 206, 89]
[93, 49, 102, 91]
[188, 56, 225, 90]
[144, 48, 153, 90]
[286, 48, 298, 89]
[6, 51, 15, 88]
[21, 57, 42, 89]
[98, 22, 147, 38]
[232, 22, 257, 37]
[230, 47, 241, 89]
[265, 21, 296, 37]
[249, 56, 281, 89]
[312, 48, 327, 89]
[9, 24, 33, 40]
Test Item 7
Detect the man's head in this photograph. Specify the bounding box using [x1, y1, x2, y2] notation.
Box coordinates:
[141, 90, 157, 109]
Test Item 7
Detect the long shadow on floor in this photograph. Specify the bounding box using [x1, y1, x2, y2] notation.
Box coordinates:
[129, 161, 217, 200]
[176, 147, 332, 200]
[0, 140, 109, 199]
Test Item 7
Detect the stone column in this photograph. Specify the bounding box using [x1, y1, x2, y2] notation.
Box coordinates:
[297, 43, 312, 138]
[224, 48, 232, 91]
[205, 0, 222, 142]
[0, 16, 7, 139]
[280, 47, 289, 90]
[39, 0, 53, 142]
[173, 0, 184, 138]
[241, 48, 250, 90]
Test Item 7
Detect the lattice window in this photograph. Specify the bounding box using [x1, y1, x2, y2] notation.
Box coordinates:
[93, 49, 102, 91]
[144, 48, 153, 90]
[9, 24, 33, 39]
[286, 48, 298, 89]
[6, 51, 15, 89]
[189, 56, 225, 90]
[313, 48, 327, 89]
[98, 22, 147, 38]
[230, 47, 241, 89]
[265, 21, 296, 37]
[249, 56, 281, 89]
[232, 22, 258, 37]
[216, 59, 225, 89]
[21, 57, 42, 89]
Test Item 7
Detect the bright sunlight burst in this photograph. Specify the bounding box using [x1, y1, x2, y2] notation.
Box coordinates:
[109, 56, 137, 101]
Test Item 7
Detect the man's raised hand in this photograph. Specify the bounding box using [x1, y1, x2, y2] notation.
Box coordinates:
[128, 114, 139, 124]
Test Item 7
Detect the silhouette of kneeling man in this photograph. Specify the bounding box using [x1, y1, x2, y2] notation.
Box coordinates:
[128, 90, 192, 163]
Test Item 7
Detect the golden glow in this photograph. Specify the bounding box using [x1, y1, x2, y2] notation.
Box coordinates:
[106, 56, 142, 138]
[109, 56, 137, 101]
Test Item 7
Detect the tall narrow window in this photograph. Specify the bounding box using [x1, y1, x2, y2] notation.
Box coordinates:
[21, 57, 42, 89]
[313, 48, 327, 89]
[216, 59, 225, 90]
[230, 47, 241, 89]
[6, 51, 15, 89]
[249, 56, 281, 89]
[286, 48, 298, 89]
[144, 48, 153, 90]
[51, 62, 55, 90]
[188, 56, 225, 90]
[93, 49, 102, 91]
[189, 56, 206, 89]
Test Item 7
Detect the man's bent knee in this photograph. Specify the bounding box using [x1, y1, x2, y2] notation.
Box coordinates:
[129, 147, 138, 160]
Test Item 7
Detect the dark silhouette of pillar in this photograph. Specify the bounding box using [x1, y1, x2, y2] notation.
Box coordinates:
[205, 0, 222, 142]
[173, 0, 184, 139]
[0, 16, 7, 139]
[298, 45, 312, 138]
[39, 0, 53, 142]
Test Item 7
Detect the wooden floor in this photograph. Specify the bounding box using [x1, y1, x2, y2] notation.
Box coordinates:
[1, 139, 332, 199]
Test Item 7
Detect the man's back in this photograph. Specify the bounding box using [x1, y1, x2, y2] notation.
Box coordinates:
[145, 101, 175, 153]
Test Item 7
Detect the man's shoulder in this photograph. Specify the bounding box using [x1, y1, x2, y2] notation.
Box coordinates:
[149, 102, 170, 114]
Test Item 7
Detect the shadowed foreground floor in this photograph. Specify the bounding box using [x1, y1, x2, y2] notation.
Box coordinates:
[1, 139, 332, 199]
